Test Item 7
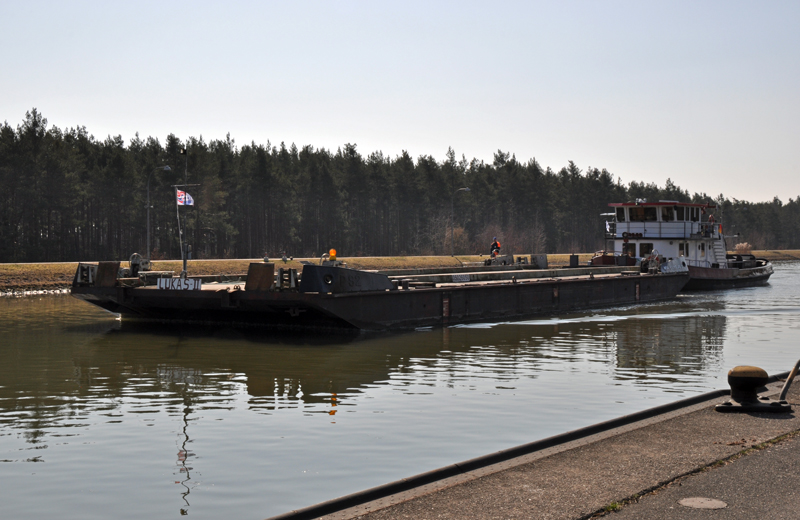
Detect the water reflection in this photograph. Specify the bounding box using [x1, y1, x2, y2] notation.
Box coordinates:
[613, 314, 725, 385]
[0, 300, 732, 428]
[174, 390, 195, 516]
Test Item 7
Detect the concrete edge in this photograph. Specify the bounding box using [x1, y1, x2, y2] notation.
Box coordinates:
[264, 372, 791, 520]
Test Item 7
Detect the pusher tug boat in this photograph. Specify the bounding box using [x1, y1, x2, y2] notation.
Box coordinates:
[596, 200, 772, 290]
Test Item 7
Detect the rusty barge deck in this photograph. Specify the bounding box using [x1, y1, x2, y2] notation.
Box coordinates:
[71, 261, 689, 331]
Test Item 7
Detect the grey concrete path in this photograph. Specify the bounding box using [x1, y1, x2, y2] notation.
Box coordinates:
[309, 381, 800, 520]
[611, 432, 800, 519]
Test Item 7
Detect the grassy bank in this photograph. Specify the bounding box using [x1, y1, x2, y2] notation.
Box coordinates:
[0, 254, 585, 292]
[756, 250, 800, 261]
[2, 250, 797, 293]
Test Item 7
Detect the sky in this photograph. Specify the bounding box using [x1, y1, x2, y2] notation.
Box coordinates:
[1, 0, 798, 203]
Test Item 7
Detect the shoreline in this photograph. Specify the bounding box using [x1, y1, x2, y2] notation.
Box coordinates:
[2, 250, 798, 294]
[268, 376, 800, 520]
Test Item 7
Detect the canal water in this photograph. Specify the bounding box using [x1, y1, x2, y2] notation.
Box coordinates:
[1, 262, 798, 519]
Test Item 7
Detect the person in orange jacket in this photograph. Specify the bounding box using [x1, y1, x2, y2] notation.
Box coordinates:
[490, 237, 501, 257]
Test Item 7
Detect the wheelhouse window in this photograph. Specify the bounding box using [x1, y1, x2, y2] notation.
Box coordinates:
[676, 206, 686, 220]
[616, 207, 626, 222]
[629, 207, 657, 222]
[623, 243, 636, 257]
[640, 243, 654, 257]
[691, 208, 700, 222]
[660, 207, 674, 221]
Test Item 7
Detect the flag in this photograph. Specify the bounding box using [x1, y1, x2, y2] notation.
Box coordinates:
[177, 190, 194, 206]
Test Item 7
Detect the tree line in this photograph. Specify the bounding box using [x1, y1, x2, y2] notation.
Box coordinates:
[1, 109, 798, 263]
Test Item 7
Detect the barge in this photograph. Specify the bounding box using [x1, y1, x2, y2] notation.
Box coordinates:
[71, 257, 689, 331]
[598, 200, 773, 290]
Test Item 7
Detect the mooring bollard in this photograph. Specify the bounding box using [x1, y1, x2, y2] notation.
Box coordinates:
[715, 365, 792, 413]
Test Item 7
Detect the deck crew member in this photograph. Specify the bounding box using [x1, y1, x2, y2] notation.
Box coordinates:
[490, 237, 501, 257]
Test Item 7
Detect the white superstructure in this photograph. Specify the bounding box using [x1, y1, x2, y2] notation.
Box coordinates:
[605, 200, 727, 268]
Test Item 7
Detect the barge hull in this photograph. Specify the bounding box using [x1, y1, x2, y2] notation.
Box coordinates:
[72, 271, 689, 331]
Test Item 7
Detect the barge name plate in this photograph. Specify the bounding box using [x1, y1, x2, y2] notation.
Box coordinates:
[157, 278, 202, 290]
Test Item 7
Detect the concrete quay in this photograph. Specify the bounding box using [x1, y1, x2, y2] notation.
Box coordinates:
[269, 376, 800, 520]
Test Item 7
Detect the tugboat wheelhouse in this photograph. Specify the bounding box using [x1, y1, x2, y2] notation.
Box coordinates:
[602, 200, 772, 290]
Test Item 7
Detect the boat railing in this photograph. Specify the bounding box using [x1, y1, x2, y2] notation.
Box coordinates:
[685, 258, 730, 269]
[607, 221, 722, 240]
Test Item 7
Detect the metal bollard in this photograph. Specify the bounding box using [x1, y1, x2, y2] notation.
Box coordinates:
[715, 365, 791, 413]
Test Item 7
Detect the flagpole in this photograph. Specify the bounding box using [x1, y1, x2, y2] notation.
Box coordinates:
[175, 186, 185, 278]
[173, 183, 200, 279]
[181, 148, 188, 272]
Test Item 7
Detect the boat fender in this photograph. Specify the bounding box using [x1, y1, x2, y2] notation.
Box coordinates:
[622, 232, 629, 238]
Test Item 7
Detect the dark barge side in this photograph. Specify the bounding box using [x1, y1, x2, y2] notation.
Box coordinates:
[71, 260, 690, 331]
